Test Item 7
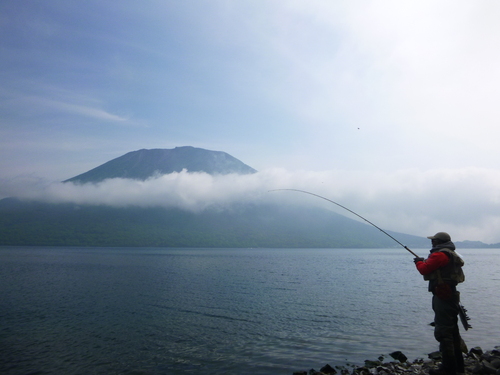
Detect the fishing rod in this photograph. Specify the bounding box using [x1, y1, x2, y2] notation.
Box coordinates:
[269, 189, 419, 257]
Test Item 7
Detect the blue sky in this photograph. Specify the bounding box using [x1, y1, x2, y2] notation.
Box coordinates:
[2, 1, 500, 243]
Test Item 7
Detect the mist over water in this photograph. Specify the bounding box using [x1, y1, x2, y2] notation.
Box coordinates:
[0, 247, 498, 375]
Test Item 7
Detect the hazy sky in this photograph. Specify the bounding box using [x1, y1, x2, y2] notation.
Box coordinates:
[2, 1, 500, 243]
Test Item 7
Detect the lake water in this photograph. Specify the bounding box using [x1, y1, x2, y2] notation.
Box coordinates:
[0, 247, 499, 375]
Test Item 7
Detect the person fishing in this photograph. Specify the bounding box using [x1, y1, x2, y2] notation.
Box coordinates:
[414, 232, 466, 375]
[270, 190, 471, 373]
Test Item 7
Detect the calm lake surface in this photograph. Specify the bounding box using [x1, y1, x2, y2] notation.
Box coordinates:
[0, 247, 499, 375]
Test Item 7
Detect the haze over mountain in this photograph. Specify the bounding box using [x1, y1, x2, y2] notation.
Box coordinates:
[0, 198, 431, 248]
[65, 146, 257, 184]
[1, 146, 494, 248]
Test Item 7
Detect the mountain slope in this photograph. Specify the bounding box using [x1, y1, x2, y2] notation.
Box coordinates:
[64, 146, 256, 183]
[0, 198, 430, 248]
[0, 146, 461, 248]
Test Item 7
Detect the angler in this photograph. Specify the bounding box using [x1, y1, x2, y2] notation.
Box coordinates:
[269, 188, 472, 374]
[414, 232, 467, 375]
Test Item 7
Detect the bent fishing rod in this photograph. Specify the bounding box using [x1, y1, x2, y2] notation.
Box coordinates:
[269, 189, 419, 257]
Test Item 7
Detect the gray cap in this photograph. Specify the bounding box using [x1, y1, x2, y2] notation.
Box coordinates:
[427, 232, 451, 241]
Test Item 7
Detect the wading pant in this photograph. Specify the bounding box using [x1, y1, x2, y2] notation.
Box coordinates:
[432, 292, 465, 375]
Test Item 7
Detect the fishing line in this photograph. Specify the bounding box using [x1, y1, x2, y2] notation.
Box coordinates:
[269, 188, 419, 257]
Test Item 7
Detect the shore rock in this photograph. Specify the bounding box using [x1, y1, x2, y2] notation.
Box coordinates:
[293, 346, 500, 375]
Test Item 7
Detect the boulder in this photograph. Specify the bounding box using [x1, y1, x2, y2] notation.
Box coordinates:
[471, 347, 484, 357]
[428, 351, 442, 360]
[490, 359, 500, 369]
[389, 351, 408, 363]
[320, 364, 337, 374]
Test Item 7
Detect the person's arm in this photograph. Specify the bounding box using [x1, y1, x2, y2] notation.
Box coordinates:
[415, 251, 449, 275]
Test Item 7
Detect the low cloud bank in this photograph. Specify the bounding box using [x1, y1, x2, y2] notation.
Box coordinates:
[2, 168, 500, 243]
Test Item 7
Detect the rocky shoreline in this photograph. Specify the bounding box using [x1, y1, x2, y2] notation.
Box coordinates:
[293, 346, 500, 375]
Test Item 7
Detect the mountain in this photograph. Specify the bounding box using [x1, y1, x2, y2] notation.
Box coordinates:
[3, 145, 488, 248]
[454, 240, 494, 248]
[0, 198, 430, 248]
[64, 146, 256, 183]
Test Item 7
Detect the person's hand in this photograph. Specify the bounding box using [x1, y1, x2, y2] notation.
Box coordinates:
[413, 257, 424, 264]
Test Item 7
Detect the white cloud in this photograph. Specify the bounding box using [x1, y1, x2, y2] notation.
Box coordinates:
[10, 94, 130, 123]
[4, 168, 500, 243]
[39, 98, 129, 123]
